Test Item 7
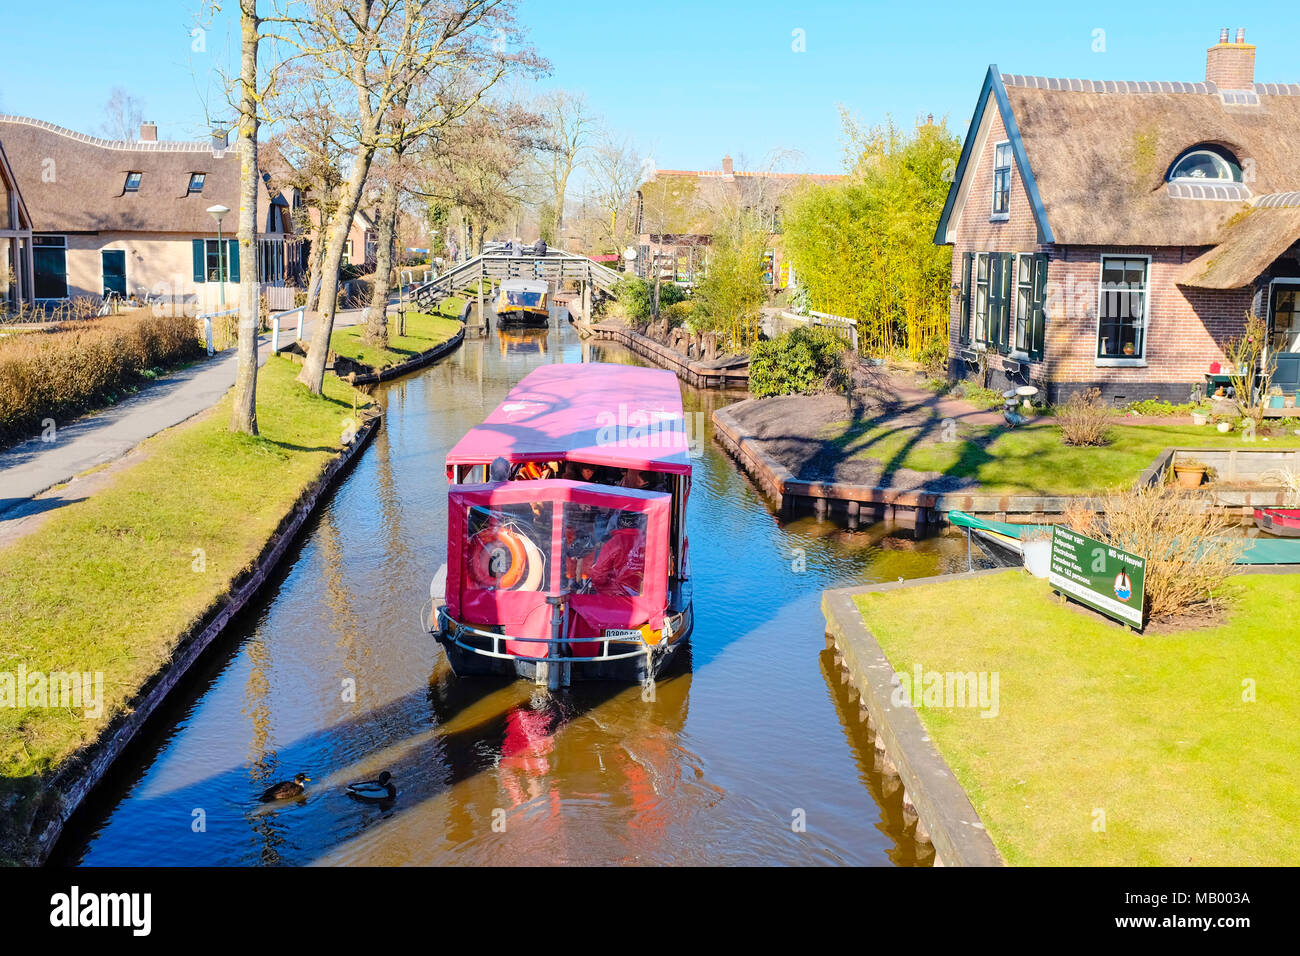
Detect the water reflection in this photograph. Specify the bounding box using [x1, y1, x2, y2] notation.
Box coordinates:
[56, 314, 988, 867]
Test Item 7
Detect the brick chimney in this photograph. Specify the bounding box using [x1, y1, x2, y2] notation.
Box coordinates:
[1205, 28, 1255, 89]
[721, 154, 734, 176]
[139, 121, 158, 142]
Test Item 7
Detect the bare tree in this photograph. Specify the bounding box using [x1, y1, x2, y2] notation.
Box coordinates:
[535, 90, 592, 245]
[580, 132, 642, 256]
[99, 87, 145, 141]
[279, 0, 540, 396]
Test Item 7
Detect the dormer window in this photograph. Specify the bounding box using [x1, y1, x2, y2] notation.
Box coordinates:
[188, 173, 206, 194]
[1167, 146, 1241, 183]
[124, 171, 142, 192]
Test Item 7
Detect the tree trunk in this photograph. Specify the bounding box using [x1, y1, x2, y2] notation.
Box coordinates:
[297, 145, 375, 394]
[229, 0, 260, 435]
[363, 179, 399, 348]
[305, 212, 329, 312]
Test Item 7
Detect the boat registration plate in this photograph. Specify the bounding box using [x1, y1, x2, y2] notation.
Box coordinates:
[604, 628, 643, 641]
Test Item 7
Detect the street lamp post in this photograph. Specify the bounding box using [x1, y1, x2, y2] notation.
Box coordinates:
[207, 204, 231, 308]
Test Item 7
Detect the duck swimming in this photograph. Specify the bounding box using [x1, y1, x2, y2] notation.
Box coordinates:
[259, 773, 310, 801]
[346, 770, 397, 802]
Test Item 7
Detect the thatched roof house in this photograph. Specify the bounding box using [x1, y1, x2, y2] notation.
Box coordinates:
[0, 115, 295, 309]
[935, 29, 1300, 403]
[632, 155, 842, 286]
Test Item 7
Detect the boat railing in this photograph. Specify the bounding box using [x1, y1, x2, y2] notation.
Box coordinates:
[433, 606, 664, 664]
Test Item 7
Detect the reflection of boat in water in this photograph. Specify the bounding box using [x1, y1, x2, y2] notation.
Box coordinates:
[495, 279, 550, 326]
[427, 364, 694, 688]
[497, 327, 548, 356]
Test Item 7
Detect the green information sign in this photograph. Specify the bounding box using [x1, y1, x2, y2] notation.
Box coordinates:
[1048, 526, 1147, 628]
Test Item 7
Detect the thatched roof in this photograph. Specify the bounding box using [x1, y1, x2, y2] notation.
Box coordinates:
[1178, 205, 1300, 288]
[1002, 77, 1300, 246]
[0, 115, 280, 234]
[637, 164, 843, 236]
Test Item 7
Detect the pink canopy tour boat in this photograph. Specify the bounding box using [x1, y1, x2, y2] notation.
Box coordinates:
[425, 363, 694, 688]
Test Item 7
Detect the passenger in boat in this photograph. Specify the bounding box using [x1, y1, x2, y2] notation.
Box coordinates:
[587, 512, 647, 596]
[489, 457, 511, 482]
[620, 469, 667, 493]
[562, 461, 608, 484]
[512, 460, 558, 481]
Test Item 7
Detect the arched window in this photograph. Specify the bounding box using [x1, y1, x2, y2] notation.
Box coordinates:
[1167, 146, 1242, 183]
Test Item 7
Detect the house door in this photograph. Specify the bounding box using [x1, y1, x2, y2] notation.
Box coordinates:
[101, 250, 127, 298]
[1270, 282, 1300, 394]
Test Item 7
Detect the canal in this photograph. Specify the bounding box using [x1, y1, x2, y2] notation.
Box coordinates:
[56, 312, 991, 866]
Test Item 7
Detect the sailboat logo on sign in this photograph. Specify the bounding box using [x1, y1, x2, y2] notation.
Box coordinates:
[1114, 571, 1133, 602]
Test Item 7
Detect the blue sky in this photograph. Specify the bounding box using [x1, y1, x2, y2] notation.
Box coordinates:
[2, 0, 1297, 177]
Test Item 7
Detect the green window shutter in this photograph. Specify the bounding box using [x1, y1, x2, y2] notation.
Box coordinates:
[959, 252, 972, 344]
[228, 239, 240, 282]
[192, 239, 205, 283]
[1030, 253, 1048, 359]
[988, 254, 1003, 350]
[998, 254, 1008, 356]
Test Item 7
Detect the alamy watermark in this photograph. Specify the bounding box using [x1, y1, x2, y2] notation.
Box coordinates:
[595, 403, 706, 458]
[890, 663, 999, 718]
[1, 666, 104, 718]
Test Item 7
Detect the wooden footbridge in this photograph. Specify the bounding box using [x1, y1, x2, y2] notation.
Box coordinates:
[410, 249, 623, 319]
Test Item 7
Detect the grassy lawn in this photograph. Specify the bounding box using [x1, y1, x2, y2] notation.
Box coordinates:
[826, 419, 1300, 494]
[854, 570, 1300, 865]
[0, 357, 369, 859]
[330, 309, 462, 371]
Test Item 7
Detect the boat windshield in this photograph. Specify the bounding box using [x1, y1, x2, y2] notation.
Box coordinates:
[506, 291, 544, 307]
[562, 502, 648, 597]
[463, 502, 553, 593]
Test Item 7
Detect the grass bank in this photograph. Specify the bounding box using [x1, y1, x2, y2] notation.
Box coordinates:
[854, 570, 1300, 865]
[0, 356, 370, 861]
[825, 419, 1300, 495]
[329, 309, 462, 372]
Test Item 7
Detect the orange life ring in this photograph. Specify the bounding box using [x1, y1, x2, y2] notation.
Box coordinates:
[468, 525, 528, 589]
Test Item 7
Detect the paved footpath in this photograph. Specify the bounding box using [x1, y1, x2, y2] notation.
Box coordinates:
[0, 308, 365, 528]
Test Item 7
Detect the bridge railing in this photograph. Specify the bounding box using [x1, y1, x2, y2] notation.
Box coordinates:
[779, 309, 859, 351]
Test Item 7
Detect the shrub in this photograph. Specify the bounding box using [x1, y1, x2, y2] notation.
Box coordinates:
[0, 313, 203, 447]
[1057, 387, 1111, 446]
[1125, 397, 1194, 417]
[660, 300, 695, 329]
[1065, 485, 1245, 621]
[949, 380, 1004, 410]
[748, 325, 849, 398]
[917, 334, 948, 375]
[612, 277, 687, 324]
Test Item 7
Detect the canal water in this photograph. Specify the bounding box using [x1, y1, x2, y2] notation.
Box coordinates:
[56, 313, 991, 866]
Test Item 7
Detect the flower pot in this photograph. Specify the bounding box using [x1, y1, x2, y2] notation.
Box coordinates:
[1191, 412, 1208, 425]
[1217, 421, 1232, 433]
[1173, 465, 1206, 488]
[1270, 395, 1286, 409]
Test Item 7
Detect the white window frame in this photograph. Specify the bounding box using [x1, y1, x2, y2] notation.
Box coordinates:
[990, 141, 1012, 222]
[1094, 254, 1152, 367]
[1168, 149, 1237, 183]
[1011, 253, 1034, 359]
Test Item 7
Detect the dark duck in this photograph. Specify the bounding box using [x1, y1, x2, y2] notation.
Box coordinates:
[259, 773, 310, 801]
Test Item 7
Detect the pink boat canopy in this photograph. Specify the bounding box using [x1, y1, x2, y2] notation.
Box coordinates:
[446, 363, 692, 475]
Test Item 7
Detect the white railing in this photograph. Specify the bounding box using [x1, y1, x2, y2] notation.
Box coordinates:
[780, 309, 859, 350]
[196, 308, 239, 356]
[271, 306, 306, 354]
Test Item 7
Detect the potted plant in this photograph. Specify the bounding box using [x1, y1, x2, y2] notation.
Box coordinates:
[1191, 404, 1209, 425]
[1122, 342, 1136, 356]
[1173, 457, 1208, 488]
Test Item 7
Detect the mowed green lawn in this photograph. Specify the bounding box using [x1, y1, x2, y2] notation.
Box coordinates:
[330, 308, 462, 372]
[854, 570, 1300, 865]
[826, 419, 1300, 494]
[0, 357, 369, 854]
